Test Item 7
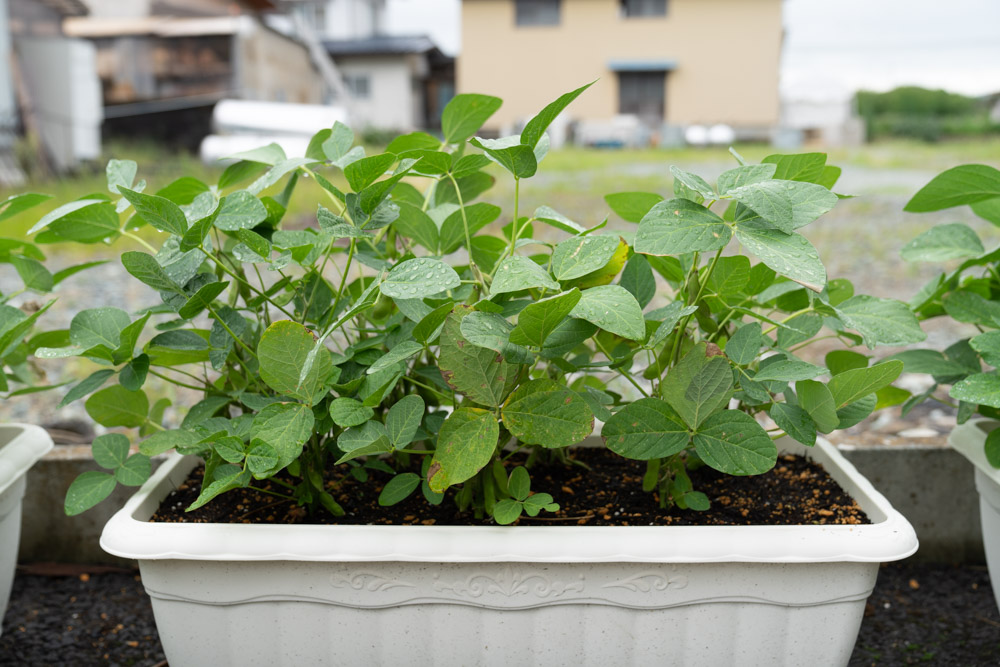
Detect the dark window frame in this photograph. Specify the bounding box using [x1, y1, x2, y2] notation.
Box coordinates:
[620, 0, 668, 18]
[617, 70, 667, 124]
[515, 0, 562, 27]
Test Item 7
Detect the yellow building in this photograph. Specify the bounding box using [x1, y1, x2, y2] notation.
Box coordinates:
[459, 0, 782, 140]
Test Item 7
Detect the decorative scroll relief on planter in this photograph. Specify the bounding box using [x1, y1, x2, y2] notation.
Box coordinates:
[329, 571, 416, 593]
[431, 564, 586, 599]
[602, 571, 689, 593]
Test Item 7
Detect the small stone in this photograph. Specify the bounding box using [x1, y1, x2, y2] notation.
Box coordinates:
[909, 578, 920, 590]
[897, 427, 939, 438]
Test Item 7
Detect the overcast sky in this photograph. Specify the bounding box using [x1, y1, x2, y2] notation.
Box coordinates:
[385, 0, 1000, 99]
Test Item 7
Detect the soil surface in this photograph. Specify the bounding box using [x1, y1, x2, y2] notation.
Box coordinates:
[152, 450, 868, 527]
[0, 565, 164, 666]
[2, 561, 997, 665]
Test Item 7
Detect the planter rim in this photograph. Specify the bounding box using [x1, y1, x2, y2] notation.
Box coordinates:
[949, 418, 1000, 486]
[0, 423, 54, 497]
[101, 436, 918, 564]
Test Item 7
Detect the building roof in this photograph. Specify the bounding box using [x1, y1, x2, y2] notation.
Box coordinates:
[323, 34, 450, 64]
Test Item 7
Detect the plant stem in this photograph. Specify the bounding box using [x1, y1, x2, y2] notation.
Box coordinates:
[594, 338, 649, 398]
[198, 246, 296, 320]
[148, 368, 206, 392]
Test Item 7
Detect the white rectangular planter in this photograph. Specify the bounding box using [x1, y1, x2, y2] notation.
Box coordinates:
[948, 419, 1000, 611]
[101, 437, 917, 667]
[0, 424, 54, 636]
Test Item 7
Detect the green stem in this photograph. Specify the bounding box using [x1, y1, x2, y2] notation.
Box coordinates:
[198, 246, 296, 320]
[148, 369, 207, 392]
[595, 338, 649, 398]
[206, 303, 258, 361]
[121, 231, 158, 254]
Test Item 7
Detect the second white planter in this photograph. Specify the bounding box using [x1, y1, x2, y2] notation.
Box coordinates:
[1, 423, 54, 636]
[948, 419, 1000, 611]
[101, 437, 918, 667]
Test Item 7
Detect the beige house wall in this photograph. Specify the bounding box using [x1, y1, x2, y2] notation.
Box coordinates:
[459, 0, 781, 130]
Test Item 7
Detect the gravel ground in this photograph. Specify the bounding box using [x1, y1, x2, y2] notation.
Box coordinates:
[1, 561, 996, 666]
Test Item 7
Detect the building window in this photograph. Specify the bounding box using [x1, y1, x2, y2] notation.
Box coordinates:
[618, 71, 666, 124]
[344, 74, 371, 99]
[515, 0, 561, 26]
[620, 0, 667, 18]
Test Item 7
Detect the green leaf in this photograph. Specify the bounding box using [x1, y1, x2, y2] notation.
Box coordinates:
[0, 192, 51, 224]
[693, 410, 777, 475]
[85, 385, 148, 428]
[187, 465, 248, 511]
[752, 359, 826, 382]
[569, 285, 645, 340]
[58, 369, 115, 408]
[605, 191, 664, 223]
[501, 378, 593, 448]
[490, 256, 559, 296]
[379, 473, 421, 506]
[119, 187, 187, 235]
[550, 235, 620, 281]
[727, 180, 794, 232]
[344, 153, 395, 192]
[670, 166, 715, 200]
[245, 441, 279, 476]
[226, 143, 286, 165]
[459, 311, 531, 363]
[120, 251, 180, 293]
[427, 407, 499, 492]
[393, 202, 439, 252]
[492, 499, 523, 525]
[156, 176, 210, 205]
[835, 296, 926, 348]
[178, 281, 229, 319]
[533, 205, 586, 234]
[718, 164, 777, 194]
[253, 402, 315, 470]
[69, 307, 130, 350]
[181, 396, 230, 428]
[509, 289, 581, 347]
[796, 380, 839, 433]
[725, 322, 763, 366]
[8, 255, 52, 292]
[336, 421, 392, 464]
[770, 402, 816, 446]
[972, 332, 1000, 367]
[876, 385, 911, 410]
[329, 397, 374, 428]
[64, 471, 117, 516]
[661, 343, 733, 428]
[248, 157, 314, 195]
[603, 397, 690, 460]
[92, 433, 130, 469]
[138, 429, 200, 456]
[888, 349, 967, 376]
[119, 354, 150, 391]
[439, 306, 521, 407]
[385, 395, 424, 448]
[825, 350, 869, 376]
[972, 197, 1000, 226]
[505, 466, 529, 501]
[734, 222, 826, 292]
[619, 254, 655, 308]
[635, 198, 732, 255]
[441, 93, 502, 145]
[706, 255, 751, 299]
[367, 340, 424, 374]
[905, 164, 1000, 212]
[901, 223, 984, 262]
[782, 181, 839, 229]
[439, 202, 501, 254]
[214, 190, 268, 231]
[520, 81, 593, 149]
[116, 453, 151, 486]
[106, 159, 137, 194]
[761, 153, 827, 183]
[985, 430, 1000, 468]
[837, 394, 877, 429]
[470, 136, 537, 179]
[413, 301, 454, 344]
[943, 291, 1000, 328]
[950, 373, 1000, 408]
[382, 258, 461, 299]
[645, 302, 698, 349]
[257, 320, 332, 403]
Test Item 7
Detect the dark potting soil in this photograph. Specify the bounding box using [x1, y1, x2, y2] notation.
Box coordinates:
[2, 562, 997, 665]
[0, 565, 164, 667]
[151, 450, 869, 526]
